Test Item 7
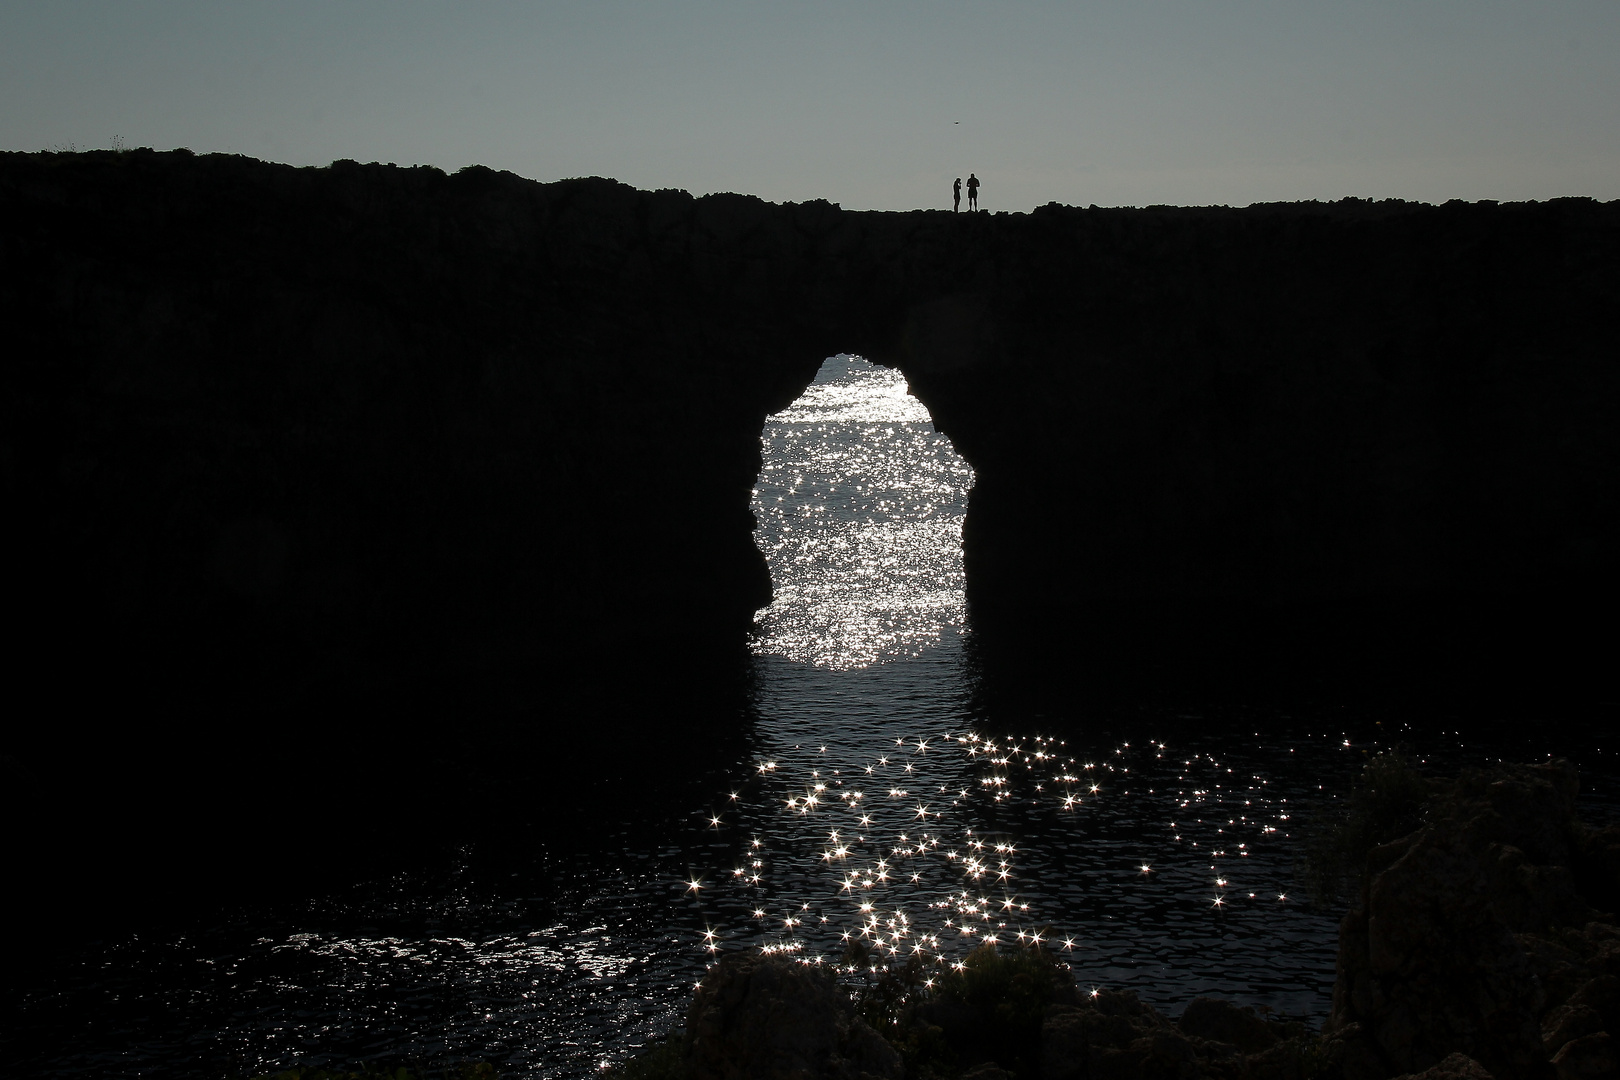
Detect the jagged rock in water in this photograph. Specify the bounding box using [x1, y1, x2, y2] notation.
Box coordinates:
[685, 953, 902, 1080]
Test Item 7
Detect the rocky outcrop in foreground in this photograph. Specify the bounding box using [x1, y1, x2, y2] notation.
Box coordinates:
[664, 762, 1619, 1080]
[1329, 761, 1620, 1080]
[685, 952, 903, 1080]
[679, 956, 1350, 1080]
[1041, 990, 1345, 1080]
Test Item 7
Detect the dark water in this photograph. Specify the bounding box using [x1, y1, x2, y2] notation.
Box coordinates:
[7, 356, 1617, 1079]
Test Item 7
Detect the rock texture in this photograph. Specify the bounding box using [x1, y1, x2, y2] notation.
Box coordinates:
[682, 961, 1322, 1080]
[1391, 1054, 1498, 1080]
[1329, 761, 1620, 1080]
[4, 150, 1618, 715]
[1039, 989, 1325, 1080]
[908, 200, 1620, 634]
[7, 148, 1616, 950]
[902, 200, 1620, 700]
[2, 150, 850, 712]
[686, 953, 903, 1080]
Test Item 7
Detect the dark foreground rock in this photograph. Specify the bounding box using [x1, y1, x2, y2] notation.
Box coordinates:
[674, 961, 1334, 1080]
[1391, 1054, 1498, 1080]
[1040, 988, 1322, 1080]
[686, 952, 903, 1080]
[1329, 760, 1620, 1080]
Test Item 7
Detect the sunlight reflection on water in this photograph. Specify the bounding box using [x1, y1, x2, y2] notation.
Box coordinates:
[677, 721, 1345, 1021]
[750, 354, 973, 668]
[17, 356, 1618, 1080]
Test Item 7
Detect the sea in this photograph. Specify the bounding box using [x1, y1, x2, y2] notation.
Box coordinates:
[8, 355, 1617, 1079]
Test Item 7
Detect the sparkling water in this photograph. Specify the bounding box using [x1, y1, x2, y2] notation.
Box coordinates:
[11, 356, 1615, 1079]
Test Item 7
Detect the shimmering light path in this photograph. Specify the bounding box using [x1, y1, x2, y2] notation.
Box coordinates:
[11, 357, 1616, 1080]
[707, 359, 1344, 1015]
[750, 354, 972, 668]
[678, 724, 1341, 1015]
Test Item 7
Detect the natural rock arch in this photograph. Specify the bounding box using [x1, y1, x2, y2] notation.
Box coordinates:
[4, 150, 1617, 711]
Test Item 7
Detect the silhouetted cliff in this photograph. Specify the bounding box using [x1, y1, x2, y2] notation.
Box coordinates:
[2, 152, 832, 709]
[5, 150, 1617, 712]
[893, 198, 1620, 686]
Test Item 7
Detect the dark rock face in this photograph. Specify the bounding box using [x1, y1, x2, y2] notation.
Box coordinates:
[1550, 1032, 1613, 1080]
[685, 953, 902, 1080]
[1330, 762, 1620, 1080]
[1, 150, 871, 950]
[900, 200, 1620, 694]
[4, 150, 1617, 712]
[1040, 988, 1318, 1080]
[1178, 995, 1283, 1053]
[1391, 1053, 1498, 1080]
[1, 150, 849, 713]
[5, 150, 1618, 948]
[6, 151, 1615, 943]
[961, 1064, 1018, 1080]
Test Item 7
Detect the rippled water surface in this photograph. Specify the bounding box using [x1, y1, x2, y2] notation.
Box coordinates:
[11, 356, 1617, 1079]
[750, 354, 973, 668]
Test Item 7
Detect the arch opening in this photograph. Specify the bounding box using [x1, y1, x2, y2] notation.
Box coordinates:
[750, 354, 974, 669]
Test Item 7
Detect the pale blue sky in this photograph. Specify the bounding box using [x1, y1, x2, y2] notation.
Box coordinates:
[4, 2, 1616, 209]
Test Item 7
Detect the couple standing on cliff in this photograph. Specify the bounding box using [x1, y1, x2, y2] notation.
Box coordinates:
[952, 174, 980, 212]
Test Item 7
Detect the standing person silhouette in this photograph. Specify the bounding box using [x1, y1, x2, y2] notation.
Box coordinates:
[953, 177, 962, 212]
[966, 173, 980, 211]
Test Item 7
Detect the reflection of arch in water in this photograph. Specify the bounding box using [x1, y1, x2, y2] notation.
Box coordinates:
[750, 354, 974, 669]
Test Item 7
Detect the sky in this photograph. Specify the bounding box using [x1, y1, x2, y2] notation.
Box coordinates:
[3, 1, 1617, 211]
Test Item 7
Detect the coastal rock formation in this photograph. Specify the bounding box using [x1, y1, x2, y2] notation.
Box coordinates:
[679, 956, 1323, 1080]
[686, 952, 902, 1080]
[6, 149, 1615, 938]
[1039, 989, 1333, 1080]
[1391, 1054, 1498, 1080]
[678, 963, 1343, 1080]
[1, 150, 844, 713]
[893, 198, 1620, 693]
[1329, 761, 1620, 1080]
[4, 149, 1617, 712]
